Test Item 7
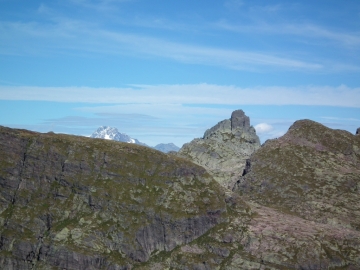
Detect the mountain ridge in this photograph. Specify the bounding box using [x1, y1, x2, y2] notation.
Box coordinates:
[1, 111, 360, 269]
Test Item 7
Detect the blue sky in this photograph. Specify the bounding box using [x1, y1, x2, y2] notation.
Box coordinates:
[0, 0, 360, 146]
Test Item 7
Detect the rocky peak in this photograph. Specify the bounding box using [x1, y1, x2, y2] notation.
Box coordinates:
[231, 109, 250, 130]
[357, 127, 360, 135]
[203, 109, 257, 141]
[90, 126, 148, 146]
[178, 110, 260, 189]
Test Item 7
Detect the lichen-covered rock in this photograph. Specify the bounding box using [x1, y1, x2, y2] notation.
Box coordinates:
[0, 126, 226, 269]
[178, 110, 260, 189]
[235, 119, 360, 230]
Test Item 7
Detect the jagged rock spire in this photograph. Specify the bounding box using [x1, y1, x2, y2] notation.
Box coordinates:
[231, 109, 250, 130]
[178, 109, 260, 189]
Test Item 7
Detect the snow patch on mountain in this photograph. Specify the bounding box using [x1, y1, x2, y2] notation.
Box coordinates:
[90, 126, 179, 152]
[90, 126, 147, 146]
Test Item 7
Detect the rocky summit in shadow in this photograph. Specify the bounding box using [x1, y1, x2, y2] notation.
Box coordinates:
[1, 113, 360, 269]
[177, 110, 261, 189]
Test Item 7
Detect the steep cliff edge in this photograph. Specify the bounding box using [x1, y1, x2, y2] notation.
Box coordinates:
[178, 110, 261, 189]
[0, 126, 227, 269]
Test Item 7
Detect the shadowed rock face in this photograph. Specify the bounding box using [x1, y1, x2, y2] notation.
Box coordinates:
[178, 110, 261, 189]
[357, 127, 360, 135]
[0, 126, 226, 269]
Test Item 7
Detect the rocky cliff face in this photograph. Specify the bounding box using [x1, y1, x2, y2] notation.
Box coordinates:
[228, 119, 360, 268]
[1, 117, 360, 269]
[235, 119, 360, 230]
[0, 126, 226, 269]
[178, 110, 261, 189]
[141, 119, 360, 269]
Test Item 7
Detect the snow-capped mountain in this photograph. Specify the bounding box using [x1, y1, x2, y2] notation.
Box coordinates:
[90, 126, 147, 146]
[90, 126, 180, 153]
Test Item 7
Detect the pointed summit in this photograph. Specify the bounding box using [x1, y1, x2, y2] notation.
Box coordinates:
[231, 109, 250, 130]
[178, 109, 260, 189]
[90, 126, 147, 146]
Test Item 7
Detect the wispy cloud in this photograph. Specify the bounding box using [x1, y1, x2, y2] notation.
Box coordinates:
[1, 0, 358, 73]
[2, 85, 358, 145]
[1, 84, 359, 107]
[320, 116, 360, 122]
[224, 0, 244, 10]
[0, 19, 323, 71]
[216, 20, 360, 48]
[68, 0, 132, 12]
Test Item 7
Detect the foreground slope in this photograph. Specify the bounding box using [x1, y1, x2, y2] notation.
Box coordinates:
[0, 126, 226, 269]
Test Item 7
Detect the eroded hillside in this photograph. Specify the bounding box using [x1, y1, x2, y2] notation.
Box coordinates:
[0, 126, 227, 269]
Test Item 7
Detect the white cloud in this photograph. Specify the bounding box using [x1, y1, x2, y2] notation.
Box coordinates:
[254, 123, 273, 134]
[254, 123, 286, 143]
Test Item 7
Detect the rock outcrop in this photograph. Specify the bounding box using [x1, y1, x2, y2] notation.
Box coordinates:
[178, 110, 260, 189]
[356, 127, 360, 135]
[0, 126, 226, 269]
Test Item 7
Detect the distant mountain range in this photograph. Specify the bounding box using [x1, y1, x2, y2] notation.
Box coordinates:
[153, 143, 179, 153]
[90, 126, 179, 153]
